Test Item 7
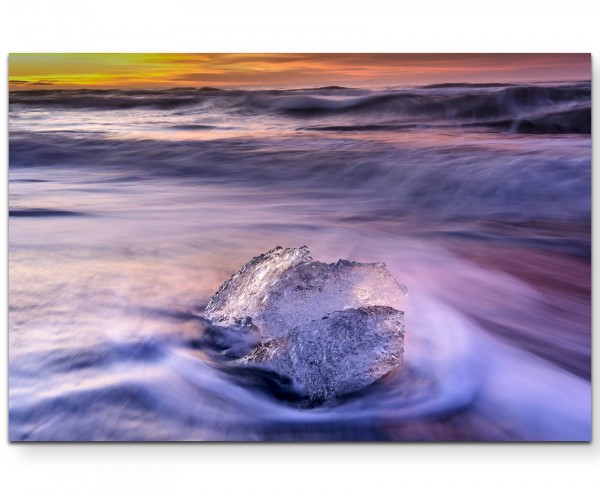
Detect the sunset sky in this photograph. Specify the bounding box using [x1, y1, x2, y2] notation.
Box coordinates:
[9, 53, 590, 90]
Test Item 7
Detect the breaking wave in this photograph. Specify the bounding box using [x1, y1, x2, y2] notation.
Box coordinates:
[10, 82, 591, 134]
[9, 127, 591, 230]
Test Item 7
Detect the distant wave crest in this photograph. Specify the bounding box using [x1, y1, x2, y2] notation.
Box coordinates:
[9, 82, 591, 134]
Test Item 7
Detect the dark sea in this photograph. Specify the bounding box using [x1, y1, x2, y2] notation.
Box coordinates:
[8, 82, 591, 441]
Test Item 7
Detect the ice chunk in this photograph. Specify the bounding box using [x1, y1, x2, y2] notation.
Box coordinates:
[243, 306, 405, 402]
[205, 246, 407, 338]
[204, 246, 407, 401]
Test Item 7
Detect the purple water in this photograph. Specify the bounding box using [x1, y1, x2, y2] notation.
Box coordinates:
[8, 82, 591, 440]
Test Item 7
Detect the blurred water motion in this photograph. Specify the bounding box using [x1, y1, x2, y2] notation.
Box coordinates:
[8, 83, 591, 441]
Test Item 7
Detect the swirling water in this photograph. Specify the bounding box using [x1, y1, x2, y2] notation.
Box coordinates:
[8, 82, 591, 441]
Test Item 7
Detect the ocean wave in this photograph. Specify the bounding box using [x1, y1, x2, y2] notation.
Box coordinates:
[423, 82, 519, 89]
[9, 82, 590, 134]
[168, 124, 217, 130]
[9, 91, 204, 110]
[9, 208, 89, 217]
[245, 92, 401, 113]
[267, 84, 591, 135]
[299, 123, 419, 132]
[299, 106, 591, 134]
[508, 107, 591, 134]
[9, 130, 591, 227]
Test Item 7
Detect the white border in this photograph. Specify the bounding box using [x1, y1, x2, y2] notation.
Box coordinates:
[1, 1, 599, 492]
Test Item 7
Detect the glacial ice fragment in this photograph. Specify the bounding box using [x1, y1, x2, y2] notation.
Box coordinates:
[204, 246, 407, 401]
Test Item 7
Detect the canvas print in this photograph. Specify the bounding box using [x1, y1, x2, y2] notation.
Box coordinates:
[8, 54, 591, 441]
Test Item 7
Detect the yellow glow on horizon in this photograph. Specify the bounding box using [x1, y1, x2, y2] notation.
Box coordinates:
[9, 53, 591, 90]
